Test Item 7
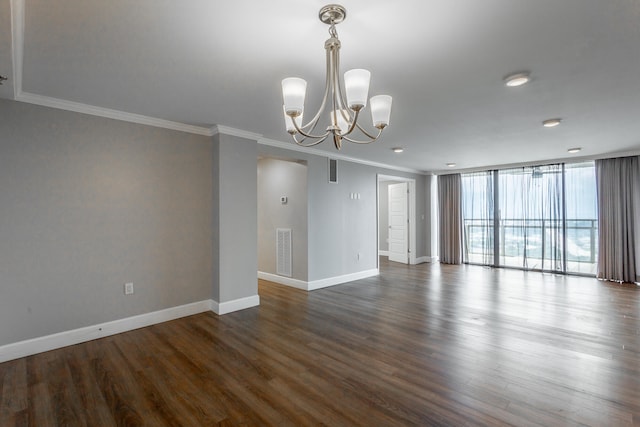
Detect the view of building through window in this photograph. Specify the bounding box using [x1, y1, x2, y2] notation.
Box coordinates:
[461, 162, 598, 275]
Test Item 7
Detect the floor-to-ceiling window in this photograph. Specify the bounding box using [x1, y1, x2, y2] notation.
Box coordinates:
[461, 171, 494, 265]
[461, 161, 598, 275]
[499, 164, 564, 271]
[564, 162, 598, 274]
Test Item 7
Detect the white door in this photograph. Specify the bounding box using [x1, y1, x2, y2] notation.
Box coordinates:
[388, 182, 408, 264]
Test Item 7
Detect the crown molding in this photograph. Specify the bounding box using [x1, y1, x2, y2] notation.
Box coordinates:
[258, 137, 427, 175]
[10, 0, 212, 137]
[15, 91, 213, 136]
[432, 149, 640, 175]
[8, 0, 422, 173]
[212, 125, 262, 141]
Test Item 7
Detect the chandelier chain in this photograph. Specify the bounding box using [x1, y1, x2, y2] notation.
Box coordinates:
[328, 23, 338, 38]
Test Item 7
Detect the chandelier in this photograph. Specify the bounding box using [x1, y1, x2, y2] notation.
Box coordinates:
[281, 4, 392, 150]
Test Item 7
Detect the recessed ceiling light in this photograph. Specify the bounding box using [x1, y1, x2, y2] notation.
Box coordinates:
[446, 163, 456, 168]
[392, 147, 404, 153]
[542, 118, 562, 127]
[504, 72, 530, 87]
[567, 147, 582, 154]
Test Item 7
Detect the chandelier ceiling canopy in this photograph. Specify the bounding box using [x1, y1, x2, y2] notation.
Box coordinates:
[281, 4, 392, 150]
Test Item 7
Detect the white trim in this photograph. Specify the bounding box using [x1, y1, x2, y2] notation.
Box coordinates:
[15, 92, 213, 136]
[10, 0, 25, 99]
[414, 256, 438, 264]
[408, 180, 417, 265]
[258, 271, 308, 290]
[259, 137, 427, 175]
[0, 300, 212, 363]
[212, 294, 260, 315]
[378, 250, 390, 257]
[377, 174, 417, 266]
[308, 268, 379, 291]
[432, 149, 640, 175]
[212, 125, 262, 141]
[258, 269, 379, 291]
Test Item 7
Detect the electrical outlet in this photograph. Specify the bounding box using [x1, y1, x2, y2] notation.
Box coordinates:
[124, 282, 134, 295]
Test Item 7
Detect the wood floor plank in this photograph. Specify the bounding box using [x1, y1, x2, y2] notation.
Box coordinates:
[64, 345, 117, 427]
[0, 358, 27, 423]
[26, 353, 56, 427]
[1, 259, 640, 425]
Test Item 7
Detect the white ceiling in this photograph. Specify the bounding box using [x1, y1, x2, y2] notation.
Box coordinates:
[2, 0, 640, 173]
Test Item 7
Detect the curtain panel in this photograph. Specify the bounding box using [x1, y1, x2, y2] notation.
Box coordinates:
[499, 165, 564, 271]
[438, 174, 463, 264]
[461, 171, 494, 265]
[595, 156, 639, 283]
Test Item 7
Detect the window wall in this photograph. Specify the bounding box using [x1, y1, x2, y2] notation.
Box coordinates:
[564, 162, 598, 274]
[462, 172, 494, 265]
[461, 162, 598, 275]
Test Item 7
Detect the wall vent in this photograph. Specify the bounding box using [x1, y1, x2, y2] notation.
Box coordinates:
[276, 228, 292, 277]
[328, 158, 338, 183]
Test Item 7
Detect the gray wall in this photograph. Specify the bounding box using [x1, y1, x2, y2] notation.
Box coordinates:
[0, 96, 432, 347]
[213, 134, 258, 302]
[258, 144, 431, 281]
[0, 99, 213, 346]
[257, 158, 308, 280]
[307, 158, 378, 279]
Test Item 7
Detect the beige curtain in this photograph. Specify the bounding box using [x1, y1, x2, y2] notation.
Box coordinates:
[438, 174, 463, 264]
[595, 156, 639, 283]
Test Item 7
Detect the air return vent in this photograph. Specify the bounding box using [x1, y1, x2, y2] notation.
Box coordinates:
[328, 158, 338, 183]
[276, 228, 292, 277]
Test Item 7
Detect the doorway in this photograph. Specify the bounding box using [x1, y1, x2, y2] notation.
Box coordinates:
[377, 174, 416, 266]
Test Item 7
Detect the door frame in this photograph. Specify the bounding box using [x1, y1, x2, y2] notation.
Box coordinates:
[377, 174, 417, 267]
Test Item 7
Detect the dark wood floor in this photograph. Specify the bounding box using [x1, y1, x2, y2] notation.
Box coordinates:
[1, 259, 639, 426]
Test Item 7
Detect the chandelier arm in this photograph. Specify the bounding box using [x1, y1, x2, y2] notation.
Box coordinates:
[332, 45, 358, 139]
[341, 108, 361, 136]
[341, 128, 383, 144]
[300, 49, 334, 131]
[292, 133, 329, 147]
[333, 47, 352, 117]
[353, 120, 382, 140]
[290, 115, 331, 140]
[330, 49, 340, 127]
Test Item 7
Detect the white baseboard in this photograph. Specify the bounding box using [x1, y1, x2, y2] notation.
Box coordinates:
[258, 271, 308, 290]
[378, 253, 437, 265]
[0, 300, 212, 363]
[0, 293, 263, 363]
[308, 268, 379, 291]
[258, 269, 379, 291]
[413, 256, 439, 264]
[414, 256, 439, 264]
[211, 294, 260, 315]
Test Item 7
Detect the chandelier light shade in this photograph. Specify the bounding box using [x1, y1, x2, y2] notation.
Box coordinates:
[344, 69, 371, 109]
[281, 4, 392, 150]
[371, 95, 393, 129]
[282, 78, 307, 117]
